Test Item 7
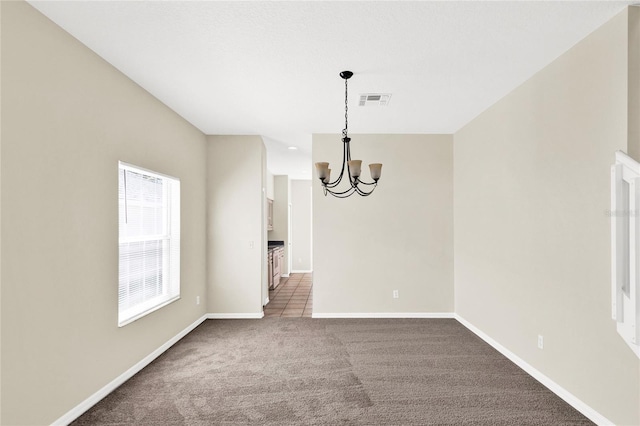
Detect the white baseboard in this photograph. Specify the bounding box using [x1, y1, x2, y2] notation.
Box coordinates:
[290, 269, 313, 274]
[207, 312, 264, 319]
[454, 314, 613, 426]
[281, 274, 290, 278]
[312, 312, 455, 319]
[264, 297, 270, 305]
[52, 314, 208, 426]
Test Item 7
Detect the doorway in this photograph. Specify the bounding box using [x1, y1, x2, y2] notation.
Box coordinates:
[265, 273, 313, 317]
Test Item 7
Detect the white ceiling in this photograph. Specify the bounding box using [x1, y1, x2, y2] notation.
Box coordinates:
[29, 0, 634, 179]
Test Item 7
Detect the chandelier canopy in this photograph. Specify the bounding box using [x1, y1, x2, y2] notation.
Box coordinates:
[315, 71, 382, 198]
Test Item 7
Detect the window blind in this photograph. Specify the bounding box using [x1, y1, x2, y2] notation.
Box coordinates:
[118, 162, 180, 326]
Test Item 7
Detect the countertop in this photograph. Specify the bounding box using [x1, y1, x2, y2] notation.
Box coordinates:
[268, 240, 284, 251]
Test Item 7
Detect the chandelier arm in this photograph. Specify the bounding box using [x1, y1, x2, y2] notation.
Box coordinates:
[333, 191, 358, 199]
[325, 166, 344, 187]
[325, 178, 342, 189]
[323, 188, 353, 197]
[325, 186, 358, 198]
[348, 174, 357, 188]
[343, 137, 351, 183]
[354, 183, 377, 197]
[325, 177, 341, 189]
[325, 137, 349, 188]
[345, 138, 357, 187]
[324, 184, 358, 196]
[341, 137, 350, 182]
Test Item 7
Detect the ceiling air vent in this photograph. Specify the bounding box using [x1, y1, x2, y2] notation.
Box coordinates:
[359, 93, 392, 107]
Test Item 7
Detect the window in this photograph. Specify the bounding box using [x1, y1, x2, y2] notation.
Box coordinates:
[118, 162, 180, 326]
[611, 151, 640, 358]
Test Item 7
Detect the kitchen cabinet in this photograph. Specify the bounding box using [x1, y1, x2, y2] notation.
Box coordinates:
[267, 198, 273, 231]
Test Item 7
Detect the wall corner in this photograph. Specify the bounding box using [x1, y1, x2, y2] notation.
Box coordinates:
[628, 7, 640, 160]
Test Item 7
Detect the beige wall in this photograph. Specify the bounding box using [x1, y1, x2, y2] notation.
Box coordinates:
[206, 135, 264, 314]
[261, 144, 268, 305]
[628, 8, 640, 160]
[266, 170, 275, 200]
[312, 134, 453, 315]
[269, 175, 291, 275]
[291, 180, 312, 272]
[454, 8, 639, 425]
[0, 1, 3, 421]
[1, 2, 208, 425]
[625, 12, 640, 412]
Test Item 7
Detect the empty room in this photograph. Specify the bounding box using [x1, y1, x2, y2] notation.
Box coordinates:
[2, 1, 640, 425]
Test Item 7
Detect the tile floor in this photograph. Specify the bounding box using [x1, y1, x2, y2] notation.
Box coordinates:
[265, 273, 312, 318]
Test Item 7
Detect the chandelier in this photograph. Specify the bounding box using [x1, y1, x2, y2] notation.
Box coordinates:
[315, 71, 382, 198]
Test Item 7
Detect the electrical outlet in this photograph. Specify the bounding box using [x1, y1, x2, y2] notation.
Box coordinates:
[196, 296, 200, 305]
[537, 335, 544, 349]
[249, 241, 254, 249]
[393, 290, 399, 299]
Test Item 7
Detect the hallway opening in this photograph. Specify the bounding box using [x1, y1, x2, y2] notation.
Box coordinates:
[265, 273, 312, 317]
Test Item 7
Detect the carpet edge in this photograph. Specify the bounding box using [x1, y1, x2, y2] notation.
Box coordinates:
[312, 312, 455, 318]
[207, 312, 264, 319]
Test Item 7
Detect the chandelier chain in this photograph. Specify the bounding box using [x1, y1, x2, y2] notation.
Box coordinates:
[343, 77, 348, 139]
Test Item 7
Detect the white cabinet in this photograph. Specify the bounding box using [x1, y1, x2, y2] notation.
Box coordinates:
[267, 199, 273, 231]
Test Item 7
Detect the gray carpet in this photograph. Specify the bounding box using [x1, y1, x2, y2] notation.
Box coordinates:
[72, 319, 593, 425]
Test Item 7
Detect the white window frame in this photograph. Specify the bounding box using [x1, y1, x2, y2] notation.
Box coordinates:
[118, 162, 180, 327]
[611, 151, 640, 358]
